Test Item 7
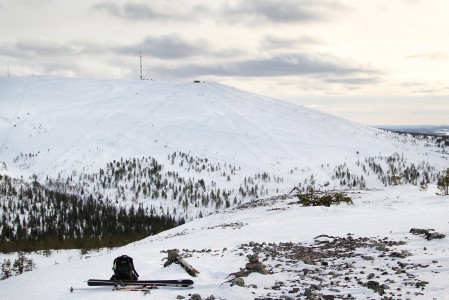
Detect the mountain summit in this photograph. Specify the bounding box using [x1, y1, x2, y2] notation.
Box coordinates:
[0, 76, 415, 178]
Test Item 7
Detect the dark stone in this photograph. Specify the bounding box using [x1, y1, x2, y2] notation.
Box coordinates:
[410, 228, 431, 235]
[231, 277, 245, 287]
[426, 232, 446, 240]
[248, 254, 260, 263]
[366, 281, 385, 296]
[415, 281, 429, 288]
[190, 294, 202, 300]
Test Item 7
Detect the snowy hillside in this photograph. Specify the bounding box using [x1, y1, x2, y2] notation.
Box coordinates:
[0, 76, 449, 299]
[1, 185, 449, 299]
[0, 75, 448, 251]
[1, 76, 445, 181]
[0, 75, 446, 182]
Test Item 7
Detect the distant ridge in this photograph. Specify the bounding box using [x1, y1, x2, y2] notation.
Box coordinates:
[374, 125, 449, 136]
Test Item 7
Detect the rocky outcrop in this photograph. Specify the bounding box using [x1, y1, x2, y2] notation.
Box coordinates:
[410, 228, 446, 240]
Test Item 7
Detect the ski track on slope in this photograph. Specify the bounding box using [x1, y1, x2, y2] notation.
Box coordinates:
[207, 84, 313, 168]
[0, 76, 31, 154]
[46, 96, 132, 175]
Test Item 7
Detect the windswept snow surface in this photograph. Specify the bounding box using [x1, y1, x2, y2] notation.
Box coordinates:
[1, 76, 447, 196]
[0, 75, 413, 179]
[1, 185, 449, 299]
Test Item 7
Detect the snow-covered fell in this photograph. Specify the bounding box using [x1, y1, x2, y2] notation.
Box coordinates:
[1, 75, 442, 180]
[0, 75, 449, 299]
[0, 76, 447, 211]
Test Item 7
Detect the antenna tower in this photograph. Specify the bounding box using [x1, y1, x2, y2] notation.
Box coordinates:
[139, 52, 143, 80]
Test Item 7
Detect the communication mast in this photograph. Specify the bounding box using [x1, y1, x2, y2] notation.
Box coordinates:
[139, 52, 143, 80]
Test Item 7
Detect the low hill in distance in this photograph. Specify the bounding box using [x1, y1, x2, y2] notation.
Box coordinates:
[374, 125, 449, 136]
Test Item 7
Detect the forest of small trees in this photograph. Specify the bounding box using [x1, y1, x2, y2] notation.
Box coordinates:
[0, 174, 183, 253]
[1, 253, 35, 280]
[1, 132, 446, 255]
[51, 153, 282, 219]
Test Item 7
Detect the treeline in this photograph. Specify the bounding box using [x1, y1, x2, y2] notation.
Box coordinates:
[53, 154, 281, 219]
[384, 130, 449, 150]
[0, 174, 184, 253]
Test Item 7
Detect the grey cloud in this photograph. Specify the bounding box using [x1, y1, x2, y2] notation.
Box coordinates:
[324, 77, 379, 85]
[152, 52, 377, 78]
[117, 35, 208, 59]
[92, 2, 165, 21]
[409, 52, 448, 60]
[39, 63, 81, 74]
[220, 0, 344, 24]
[261, 35, 322, 49]
[92, 1, 204, 21]
[0, 40, 80, 59]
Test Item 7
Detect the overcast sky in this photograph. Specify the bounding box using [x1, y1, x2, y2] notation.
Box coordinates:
[1, 0, 448, 125]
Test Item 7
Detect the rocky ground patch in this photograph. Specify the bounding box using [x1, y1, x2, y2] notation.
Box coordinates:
[226, 235, 440, 299]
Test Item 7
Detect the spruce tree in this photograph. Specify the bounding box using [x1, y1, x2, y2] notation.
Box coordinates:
[437, 168, 449, 195]
[1, 259, 13, 280]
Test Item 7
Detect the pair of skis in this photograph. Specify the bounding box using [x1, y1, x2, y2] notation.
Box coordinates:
[83, 278, 193, 293]
[113, 285, 155, 294]
[71, 279, 194, 294]
[87, 278, 194, 288]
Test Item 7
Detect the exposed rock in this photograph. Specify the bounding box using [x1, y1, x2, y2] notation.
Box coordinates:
[410, 228, 431, 235]
[415, 281, 429, 288]
[366, 280, 386, 296]
[372, 242, 387, 251]
[279, 296, 294, 300]
[230, 277, 245, 287]
[410, 228, 446, 240]
[302, 255, 315, 265]
[164, 249, 199, 277]
[190, 294, 202, 300]
[228, 235, 432, 299]
[426, 232, 446, 240]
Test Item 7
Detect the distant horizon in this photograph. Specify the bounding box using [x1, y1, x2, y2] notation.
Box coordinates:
[371, 124, 449, 128]
[370, 124, 449, 136]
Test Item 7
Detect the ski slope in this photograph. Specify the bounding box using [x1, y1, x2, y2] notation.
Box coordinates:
[0, 76, 446, 191]
[0, 76, 407, 178]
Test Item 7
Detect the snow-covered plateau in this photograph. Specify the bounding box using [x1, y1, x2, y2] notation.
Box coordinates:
[0, 75, 448, 299]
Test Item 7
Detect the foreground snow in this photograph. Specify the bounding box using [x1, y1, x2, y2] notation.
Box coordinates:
[1, 185, 448, 299]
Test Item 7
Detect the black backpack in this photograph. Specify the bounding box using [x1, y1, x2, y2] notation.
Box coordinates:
[111, 255, 139, 281]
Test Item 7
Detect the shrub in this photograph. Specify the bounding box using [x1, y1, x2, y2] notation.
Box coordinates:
[437, 168, 449, 195]
[296, 190, 353, 207]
